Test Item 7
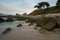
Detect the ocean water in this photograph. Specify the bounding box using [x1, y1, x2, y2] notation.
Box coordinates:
[0, 21, 23, 36]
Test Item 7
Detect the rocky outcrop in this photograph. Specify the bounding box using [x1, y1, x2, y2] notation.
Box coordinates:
[0, 17, 6, 22]
[28, 13, 60, 31]
[55, 16, 60, 28]
[36, 17, 56, 31]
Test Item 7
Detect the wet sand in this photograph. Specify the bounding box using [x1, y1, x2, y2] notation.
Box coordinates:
[0, 21, 60, 40]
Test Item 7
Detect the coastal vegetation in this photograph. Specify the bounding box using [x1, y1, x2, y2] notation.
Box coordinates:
[29, 0, 60, 16]
[27, 0, 60, 31]
[16, 17, 26, 21]
[7, 15, 14, 22]
[56, 0, 60, 5]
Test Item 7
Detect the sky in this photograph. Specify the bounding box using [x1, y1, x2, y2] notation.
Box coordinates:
[0, 0, 57, 15]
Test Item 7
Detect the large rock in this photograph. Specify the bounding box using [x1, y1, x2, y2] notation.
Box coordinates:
[36, 17, 56, 31]
[2, 28, 11, 35]
[55, 16, 60, 28]
[28, 22, 34, 26]
[42, 23, 56, 31]
[0, 17, 5, 22]
[56, 22, 60, 28]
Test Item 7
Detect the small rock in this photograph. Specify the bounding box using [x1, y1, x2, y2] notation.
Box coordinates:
[23, 27, 24, 28]
[17, 24, 22, 27]
[28, 23, 33, 26]
[31, 30, 34, 32]
[34, 27, 37, 29]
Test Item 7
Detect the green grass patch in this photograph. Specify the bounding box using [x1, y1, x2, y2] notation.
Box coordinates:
[25, 18, 37, 23]
[16, 17, 26, 21]
[45, 5, 60, 14]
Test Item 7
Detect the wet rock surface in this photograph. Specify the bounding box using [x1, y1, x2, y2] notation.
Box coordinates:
[17, 24, 22, 27]
[0, 17, 6, 22]
[2, 28, 11, 35]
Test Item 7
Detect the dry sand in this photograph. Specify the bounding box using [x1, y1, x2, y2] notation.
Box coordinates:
[0, 21, 60, 40]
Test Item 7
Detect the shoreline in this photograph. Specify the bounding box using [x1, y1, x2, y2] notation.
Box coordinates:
[0, 21, 60, 40]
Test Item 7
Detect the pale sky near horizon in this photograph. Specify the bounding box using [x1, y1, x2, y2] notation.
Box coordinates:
[0, 0, 57, 15]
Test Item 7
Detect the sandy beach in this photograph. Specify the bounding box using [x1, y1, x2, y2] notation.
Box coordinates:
[0, 21, 60, 40]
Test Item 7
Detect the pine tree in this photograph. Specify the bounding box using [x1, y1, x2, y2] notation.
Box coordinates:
[56, 0, 60, 5]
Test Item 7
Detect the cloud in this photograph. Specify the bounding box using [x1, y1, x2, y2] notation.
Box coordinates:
[0, 3, 21, 15]
[0, 0, 35, 15]
[0, 0, 57, 15]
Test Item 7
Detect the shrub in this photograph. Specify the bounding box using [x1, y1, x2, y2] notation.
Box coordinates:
[16, 17, 26, 21]
[26, 18, 37, 23]
[7, 16, 14, 22]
